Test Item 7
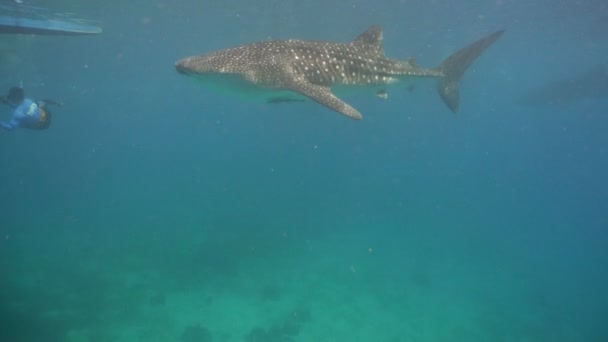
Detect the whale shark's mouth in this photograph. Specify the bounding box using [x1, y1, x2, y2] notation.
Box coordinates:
[175, 58, 193, 75]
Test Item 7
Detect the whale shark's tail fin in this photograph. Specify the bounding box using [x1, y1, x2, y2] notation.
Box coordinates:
[436, 30, 505, 112]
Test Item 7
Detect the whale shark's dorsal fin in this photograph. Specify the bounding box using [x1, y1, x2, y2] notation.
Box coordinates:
[352, 26, 384, 55]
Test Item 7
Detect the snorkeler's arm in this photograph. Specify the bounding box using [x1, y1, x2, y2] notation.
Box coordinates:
[39, 99, 64, 107]
[0, 118, 20, 131]
[0, 107, 25, 131]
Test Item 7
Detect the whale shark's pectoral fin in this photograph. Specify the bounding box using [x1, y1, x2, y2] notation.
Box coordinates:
[286, 77, 362, 120]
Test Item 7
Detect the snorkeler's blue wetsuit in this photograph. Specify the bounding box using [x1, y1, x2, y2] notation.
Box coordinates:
[1, 98, 48, 130]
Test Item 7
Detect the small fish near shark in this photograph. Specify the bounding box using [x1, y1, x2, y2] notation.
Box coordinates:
[175, 26, 504, 120]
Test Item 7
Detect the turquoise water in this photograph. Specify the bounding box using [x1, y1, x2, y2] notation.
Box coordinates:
[1, 0, 607, 341]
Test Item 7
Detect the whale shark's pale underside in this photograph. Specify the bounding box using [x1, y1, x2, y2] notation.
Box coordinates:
[176, 26, 504, 120]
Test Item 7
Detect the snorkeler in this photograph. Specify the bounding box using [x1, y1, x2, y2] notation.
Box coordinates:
[0, 86, 63, 131]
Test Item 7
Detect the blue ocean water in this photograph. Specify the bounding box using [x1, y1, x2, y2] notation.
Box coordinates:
[1, 0, 607, 341]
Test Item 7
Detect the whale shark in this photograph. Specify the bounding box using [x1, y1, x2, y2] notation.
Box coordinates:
[176, 26, 504, 120]
[521, 65, 608, 106]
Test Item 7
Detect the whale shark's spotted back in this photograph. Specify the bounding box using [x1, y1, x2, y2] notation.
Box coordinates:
[176, 26, 504, 120]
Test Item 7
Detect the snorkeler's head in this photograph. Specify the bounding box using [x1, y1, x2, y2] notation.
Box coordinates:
[7, 86, 25, 105]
